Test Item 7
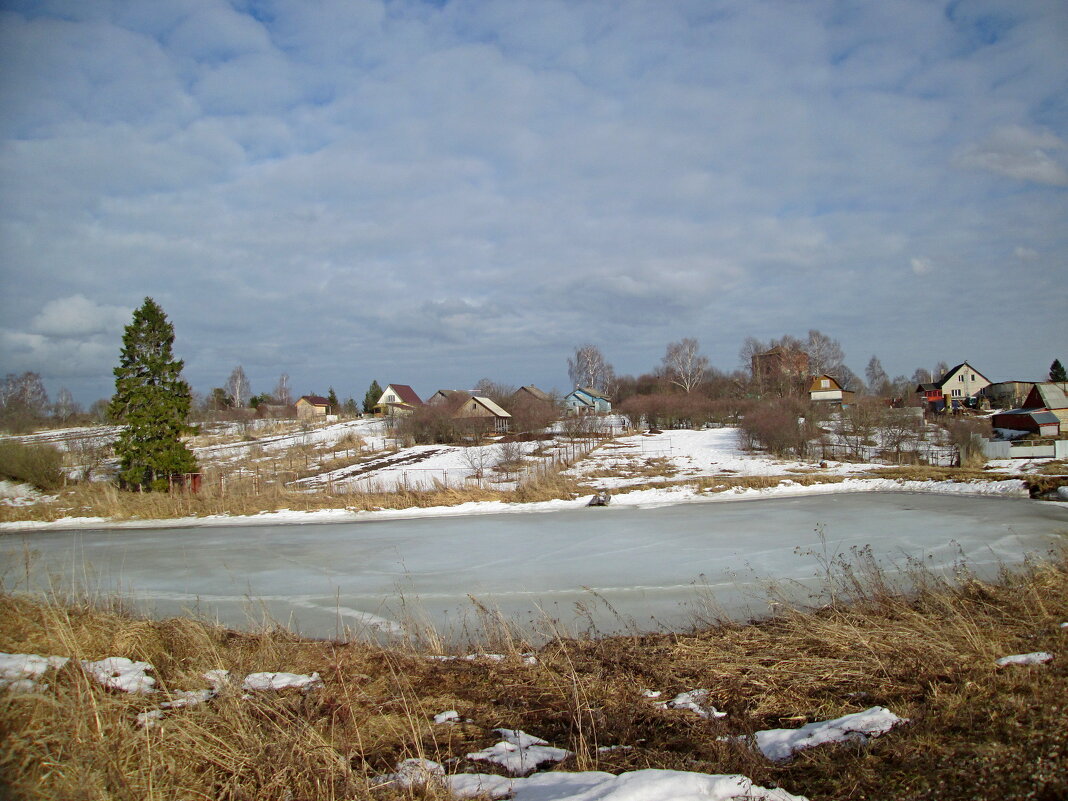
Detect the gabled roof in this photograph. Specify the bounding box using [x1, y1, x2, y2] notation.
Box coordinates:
[569, 386, 610, 401]
[1026, 382, 1068, 410]
[382, 384, 423, 405]
[996, 409, 1060, 425]
[513, 384, 551, 402]
[809, 374, 843, 391]
[935, 362, 991, 388]
[298, 395, 331, 406]
[917, 383, 940, 393]
[468, 396, 511, 418]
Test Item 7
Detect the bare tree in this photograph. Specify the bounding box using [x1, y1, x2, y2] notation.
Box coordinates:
[567, 345, 613, 393]
[804, 330, 845, 377]
[53, 387, 80, 422]
[226, 365, 252, 408]
[738, 336, 767, 376]
[1, 372, 50, 432]
[911, 368, 933, 386]
[273, 373, 292, 406]
[662, 338, 710, 393]
[865, 356, 890, 396]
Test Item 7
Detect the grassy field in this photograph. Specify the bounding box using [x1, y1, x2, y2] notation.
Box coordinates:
[2, 548, 1066, 800]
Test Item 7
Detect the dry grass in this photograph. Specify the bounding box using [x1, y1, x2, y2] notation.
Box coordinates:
[2, 550, 1067, 800]
[861, 465, 1017, 483]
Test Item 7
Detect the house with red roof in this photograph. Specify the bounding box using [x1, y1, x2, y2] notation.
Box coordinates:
[374, 384, 423, 417]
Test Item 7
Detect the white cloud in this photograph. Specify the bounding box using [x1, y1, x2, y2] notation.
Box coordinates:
[956, 126, 1068, 186]
[30, 295, 131, 338]
[910, 257, 933, 276]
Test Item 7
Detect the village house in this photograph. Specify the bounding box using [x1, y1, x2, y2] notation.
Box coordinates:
[808, 374, 855, 406]
[426, 389, 477, 407]
[453, 395, 512, 433]
[295, 395, 331, 419]
[511, 385, 552, 404]
[564, 387, 612, 415]
[374, 384, 423, 417]
[916, 361, 991, 412]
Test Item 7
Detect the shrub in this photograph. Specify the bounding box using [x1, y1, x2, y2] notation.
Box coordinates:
[0, 439, 65, 490]
[739, 398, 823, 457]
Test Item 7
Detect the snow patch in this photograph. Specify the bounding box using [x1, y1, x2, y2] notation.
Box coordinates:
[467, 729, 573, 775]
[995, 652, 1053, 667]
[744, 707, 907, 762]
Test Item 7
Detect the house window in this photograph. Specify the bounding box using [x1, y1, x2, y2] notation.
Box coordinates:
[821, 379, 830, 388]
[971, 374, 976, 381]
[387, 394, 395, 402]
[958, 375, 964, 382]
[952, 389, 962, 397]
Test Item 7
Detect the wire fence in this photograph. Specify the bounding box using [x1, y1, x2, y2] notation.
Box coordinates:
[819, 442, 959, 466]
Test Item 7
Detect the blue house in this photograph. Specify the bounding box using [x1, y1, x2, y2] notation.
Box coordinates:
[564, 387, 612, 414]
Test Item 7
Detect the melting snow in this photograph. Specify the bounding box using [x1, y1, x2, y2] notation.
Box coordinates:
[81, 657, 156, 694]
[467, 729, 573, 775]
[995, 652, 1053, 667]
[655, 689, 727, 719]
[744, 707, 907, 762]
[242, 671, 323, 692]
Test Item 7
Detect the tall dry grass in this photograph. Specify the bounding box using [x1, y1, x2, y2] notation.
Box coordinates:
[2, 549, 1067, 800]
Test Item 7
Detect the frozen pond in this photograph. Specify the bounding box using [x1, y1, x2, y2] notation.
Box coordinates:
[2, 493, 1066, 641]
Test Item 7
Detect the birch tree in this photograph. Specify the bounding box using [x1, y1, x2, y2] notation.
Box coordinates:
[804, 329, 845, 377]
[662, 338, 710, 393]
[567, 345, 613, 394]
[226, 365, 251, 408]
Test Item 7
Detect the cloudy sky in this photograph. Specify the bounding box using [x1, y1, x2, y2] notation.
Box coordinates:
[1, 0, 1066, 406]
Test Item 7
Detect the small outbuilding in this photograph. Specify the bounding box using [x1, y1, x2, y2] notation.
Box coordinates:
[295, 395, 331, 418]
[991, 409, 1061, 437]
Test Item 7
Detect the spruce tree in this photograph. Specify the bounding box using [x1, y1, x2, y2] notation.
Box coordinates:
[1050, 359, 1067, 383]
[109, 298, 197, 491]
[363, 380, 383, 414]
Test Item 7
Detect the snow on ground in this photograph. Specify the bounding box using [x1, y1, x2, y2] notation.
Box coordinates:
[4, 426, 1058, 532]
[0, 480, 55, 507]
[565, 428, 871, 489]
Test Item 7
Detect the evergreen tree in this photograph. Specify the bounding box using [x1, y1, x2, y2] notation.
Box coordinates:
[363, 380, 383, 414]
[327, 386, 339, 411]
[1050, 359, 1067, 382]
[109, 298, 197, 491]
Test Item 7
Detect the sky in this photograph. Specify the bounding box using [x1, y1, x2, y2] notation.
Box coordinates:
[1, 0, 1066, 406]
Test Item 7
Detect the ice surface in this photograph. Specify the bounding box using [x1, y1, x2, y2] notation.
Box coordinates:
[2, 493, 1064, 640]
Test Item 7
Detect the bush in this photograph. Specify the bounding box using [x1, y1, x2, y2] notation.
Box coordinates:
[0, 439, 65, 490]
[738, 398, 823, 457]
